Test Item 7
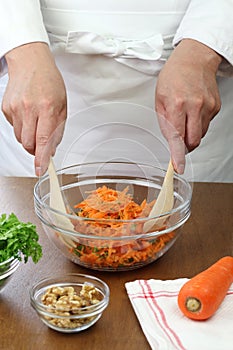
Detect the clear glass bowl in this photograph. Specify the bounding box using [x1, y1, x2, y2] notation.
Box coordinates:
[34, 161, 192, 271]
[30, 273, 110, 333]
[0, 257, 20, 292]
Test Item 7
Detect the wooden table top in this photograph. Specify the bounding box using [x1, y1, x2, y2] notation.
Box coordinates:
[0, 177, 232, 350]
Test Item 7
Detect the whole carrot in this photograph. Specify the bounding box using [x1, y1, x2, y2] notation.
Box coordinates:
[178, 256, 233, 320]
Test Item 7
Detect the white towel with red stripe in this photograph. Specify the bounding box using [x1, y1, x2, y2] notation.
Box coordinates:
[125, 279, 233, 350]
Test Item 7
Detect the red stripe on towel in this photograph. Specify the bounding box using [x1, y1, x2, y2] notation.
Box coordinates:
[139, 280, 186, 350]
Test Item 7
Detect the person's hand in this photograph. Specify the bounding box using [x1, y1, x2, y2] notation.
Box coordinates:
[155, 39, 222, 174]
[2, 42, 67, 176]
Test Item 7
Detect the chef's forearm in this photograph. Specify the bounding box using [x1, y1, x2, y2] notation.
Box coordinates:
[173, 0, 233, 75]
[173, 38, 222, 74]
[0, 0, 49, 75]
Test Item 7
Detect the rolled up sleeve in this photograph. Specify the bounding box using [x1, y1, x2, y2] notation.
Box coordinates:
[0, 0, 49, 76]
[173, 0, 233, 76]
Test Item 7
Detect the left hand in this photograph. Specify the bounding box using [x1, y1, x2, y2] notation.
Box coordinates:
[2, 42, 67, 176]
[155, 39, 222, 174]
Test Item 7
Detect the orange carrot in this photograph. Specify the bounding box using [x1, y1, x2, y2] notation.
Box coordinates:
[178, 256, 233, 320]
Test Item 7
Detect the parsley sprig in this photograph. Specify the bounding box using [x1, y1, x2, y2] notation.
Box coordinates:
[0, 213, 42, 264]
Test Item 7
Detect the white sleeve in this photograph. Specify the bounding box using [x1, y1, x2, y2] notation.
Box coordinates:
[173, 0, 233, 76]
[0, 0, 49, 76]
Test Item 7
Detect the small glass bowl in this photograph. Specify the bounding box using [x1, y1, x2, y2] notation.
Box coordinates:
[30, 273, 110, 333]
[0, 257, 20, 292]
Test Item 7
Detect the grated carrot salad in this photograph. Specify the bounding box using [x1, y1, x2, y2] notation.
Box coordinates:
[68, 185, 174, 269]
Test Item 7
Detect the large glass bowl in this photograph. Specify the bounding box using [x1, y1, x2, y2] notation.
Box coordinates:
[34, 162, 192, 271]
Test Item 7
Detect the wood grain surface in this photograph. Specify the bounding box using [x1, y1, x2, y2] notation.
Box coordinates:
[0, 177, 232, 350]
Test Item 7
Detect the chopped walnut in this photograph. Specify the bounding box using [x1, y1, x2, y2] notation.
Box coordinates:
[41, 283, 102, 329]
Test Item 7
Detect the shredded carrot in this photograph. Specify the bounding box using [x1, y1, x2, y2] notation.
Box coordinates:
[68, 185, 175, 269]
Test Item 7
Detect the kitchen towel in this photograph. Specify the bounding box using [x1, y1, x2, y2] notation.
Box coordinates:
[125, 278, 233, 350]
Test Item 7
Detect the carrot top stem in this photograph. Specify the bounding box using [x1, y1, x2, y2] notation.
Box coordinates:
[186, 297, 201, 312]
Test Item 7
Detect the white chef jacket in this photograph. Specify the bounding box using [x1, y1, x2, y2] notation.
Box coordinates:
[0, 0, 233, 182]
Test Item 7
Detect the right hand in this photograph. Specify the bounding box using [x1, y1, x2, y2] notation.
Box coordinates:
[155, 39, 222, 174]
[2, 42, 67, 176]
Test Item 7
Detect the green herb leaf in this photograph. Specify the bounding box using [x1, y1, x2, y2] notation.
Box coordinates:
[0, 213, 42, 264]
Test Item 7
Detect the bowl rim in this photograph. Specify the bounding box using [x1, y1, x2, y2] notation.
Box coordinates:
[0, 256, 20, 279]
[30, 272, 110, 317]
[0, 256, 15, 266]
[34, 161, 192, 225]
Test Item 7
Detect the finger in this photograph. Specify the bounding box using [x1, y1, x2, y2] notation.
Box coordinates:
[1, 99, 13, 125]
[21, 115, 37, 155]
[201, 94, 221, 138]
[169, 132, 186, 174]
[1, 103, 23, 143]
[35, 119, 65, 176]
[184, 112, 202, 152]
[4, 112, 22, 143]
[2, 91, 38, 153]
[184, 98, 216, 152]
[13, 118, 23, 144]
[157, 112, 186, 174]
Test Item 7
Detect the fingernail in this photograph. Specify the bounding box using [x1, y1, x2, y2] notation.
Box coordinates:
[36, 167, 47, 177]
[35, 167, 41, 177]
[177, 163, 185, 174]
